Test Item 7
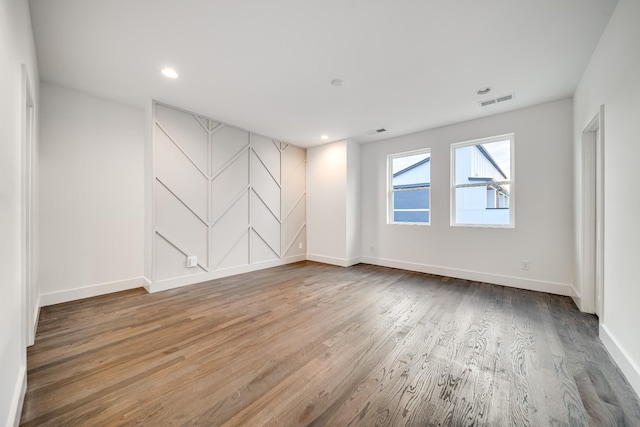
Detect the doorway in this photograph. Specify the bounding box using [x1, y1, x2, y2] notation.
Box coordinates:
[22, 65, 36, 346]
[581, 106, 604, 318]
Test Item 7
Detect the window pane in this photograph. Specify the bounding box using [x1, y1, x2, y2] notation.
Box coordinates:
[394, 210, 429, 223]
[394, 189, 429, 209]
[454, 139, 510, 185]
[453, 136, 512, 226]
[390, 150, 431, 224]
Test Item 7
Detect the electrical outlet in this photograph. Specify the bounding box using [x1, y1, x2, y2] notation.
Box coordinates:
[298, 242, 303, 249]
[520, 261, 529, 271]
[187, 255, 198, 268]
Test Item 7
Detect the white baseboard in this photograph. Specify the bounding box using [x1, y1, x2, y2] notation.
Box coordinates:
[359, 256, 574, 296]
[600, 324, 640, 397]
[306, 253, 361, 267]
[7, 365, 26, 427]
[40, 277, 147, 306]
[148, 255, 306, 293]
[29, 293, 41, 346]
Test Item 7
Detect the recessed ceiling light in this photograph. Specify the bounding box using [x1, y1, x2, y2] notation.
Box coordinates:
[161, 68, 179, 79]
[477, 87, 491, 95]
[321, 135, 329, 140]
[331, 79, 343, 87]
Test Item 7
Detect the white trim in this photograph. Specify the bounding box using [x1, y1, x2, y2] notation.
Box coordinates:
[30, 293, 40, 346]
[600, 324, 640, 397]
[360, 256, 574, 296]
[148, 255, 306, 293]
[142, 277, 152, 292]
[306, 253, 361, 267]
[7, 365, 26, 427]
[40, 277, 147, 306]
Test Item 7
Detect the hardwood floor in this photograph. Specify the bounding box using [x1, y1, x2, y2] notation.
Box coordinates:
[21, 262, 640, 426]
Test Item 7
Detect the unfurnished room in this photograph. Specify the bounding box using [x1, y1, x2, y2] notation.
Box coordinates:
[2, 0, 640, 425]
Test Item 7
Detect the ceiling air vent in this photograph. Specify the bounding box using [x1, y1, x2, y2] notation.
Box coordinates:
[365, 128, 387, 135]
[480, 93, 514, 107]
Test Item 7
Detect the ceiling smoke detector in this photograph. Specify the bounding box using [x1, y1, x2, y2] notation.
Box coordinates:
[479, 93, 514, 107]
[477, 87, 492, 95]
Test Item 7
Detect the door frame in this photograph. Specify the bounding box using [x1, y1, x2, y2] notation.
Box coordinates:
[581, 105, 605, 318]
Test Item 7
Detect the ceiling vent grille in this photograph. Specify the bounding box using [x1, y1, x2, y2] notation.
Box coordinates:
[365, 128, 387, 135]
[480, 93, 514, 107]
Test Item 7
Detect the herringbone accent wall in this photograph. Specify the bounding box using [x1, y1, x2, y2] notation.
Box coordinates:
[153, 102, 306, 286]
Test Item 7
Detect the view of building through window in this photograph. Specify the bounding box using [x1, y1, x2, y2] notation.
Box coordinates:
[452, 135, 513, 226]
[389, 149, 431, 224]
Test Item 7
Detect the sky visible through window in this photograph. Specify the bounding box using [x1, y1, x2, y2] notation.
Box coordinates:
[392, 153, 430, 174]
[482, 139, 511, 179]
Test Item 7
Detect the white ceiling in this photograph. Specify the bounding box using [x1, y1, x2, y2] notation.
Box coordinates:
[29, 0, 617, 148]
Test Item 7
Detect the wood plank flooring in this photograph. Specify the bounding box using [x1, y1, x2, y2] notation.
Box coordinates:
[20, 262, 640, 426]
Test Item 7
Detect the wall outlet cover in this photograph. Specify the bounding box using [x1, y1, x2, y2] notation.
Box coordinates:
[187, 255, 198, 268]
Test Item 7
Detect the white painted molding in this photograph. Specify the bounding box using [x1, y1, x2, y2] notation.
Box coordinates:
[600, 324, 640, 398]
[148, 255, 306, 293]
[306, 253, 361, 267]
[40, 277, 147, 306]
[359, 256, 574, 296]
[142, 277, 152, 292]
[8, 365, 26, 427]
[30, 293, 41, 346]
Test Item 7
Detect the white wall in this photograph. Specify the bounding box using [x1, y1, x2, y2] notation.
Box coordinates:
[346, 141, 361, 261]
[573, 0, 640, 395]
[150, 103, 306, 292]
[38, 83, 145, 305]
[0, 0, 39, 424]
[307, 140, 361, 266]
[360, 99, 574, 296]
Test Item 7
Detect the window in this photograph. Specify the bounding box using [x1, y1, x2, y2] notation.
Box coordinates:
[388, 149, 431, 224]
[451, 134, 514, 227]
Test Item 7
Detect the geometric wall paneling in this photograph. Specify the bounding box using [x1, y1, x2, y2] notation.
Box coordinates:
[155, 183, 208, 270]
[211, 148, 249, 221]
[250, 190, 281, 258]
[281, 156, 306, 217]
[281, 144, 306, 183]
[210, 125, 250, 175]
[155, 103, 209, 172]
[155, 126, 209, 220]
[153, 232, 207, 281]
[216, 231, 249, 271]
[250, 150, 281, 219]
[250, 228, 279, 264]
[282, 194, 306, 256]
[152, 101, 306, 289]
[252, 133, 281, 184]
[283, 226, 307, 258]
[210, 192, 249, 269]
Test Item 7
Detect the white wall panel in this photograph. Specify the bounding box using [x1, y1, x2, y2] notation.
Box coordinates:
[250, 150, 281, 218]
[155, 184, 208, 268]
[211, 126, 249, 174]
[154, 234, 205, 281]
[252, 134, 281, 184]
[251, 229, 279, 263]
[251, 191, 280, 256]
[217, 233, 249, 270]
[155, 126, 208, 220]
[211, 149, 249, 220]
[152, 102, 305, 290]
[155, 104, 209, 172]
[211, 193, 249, 268]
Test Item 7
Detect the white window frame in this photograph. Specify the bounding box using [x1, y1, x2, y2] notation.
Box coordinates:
[387, 148, 431, 226]
[450, 134, 515, 228]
